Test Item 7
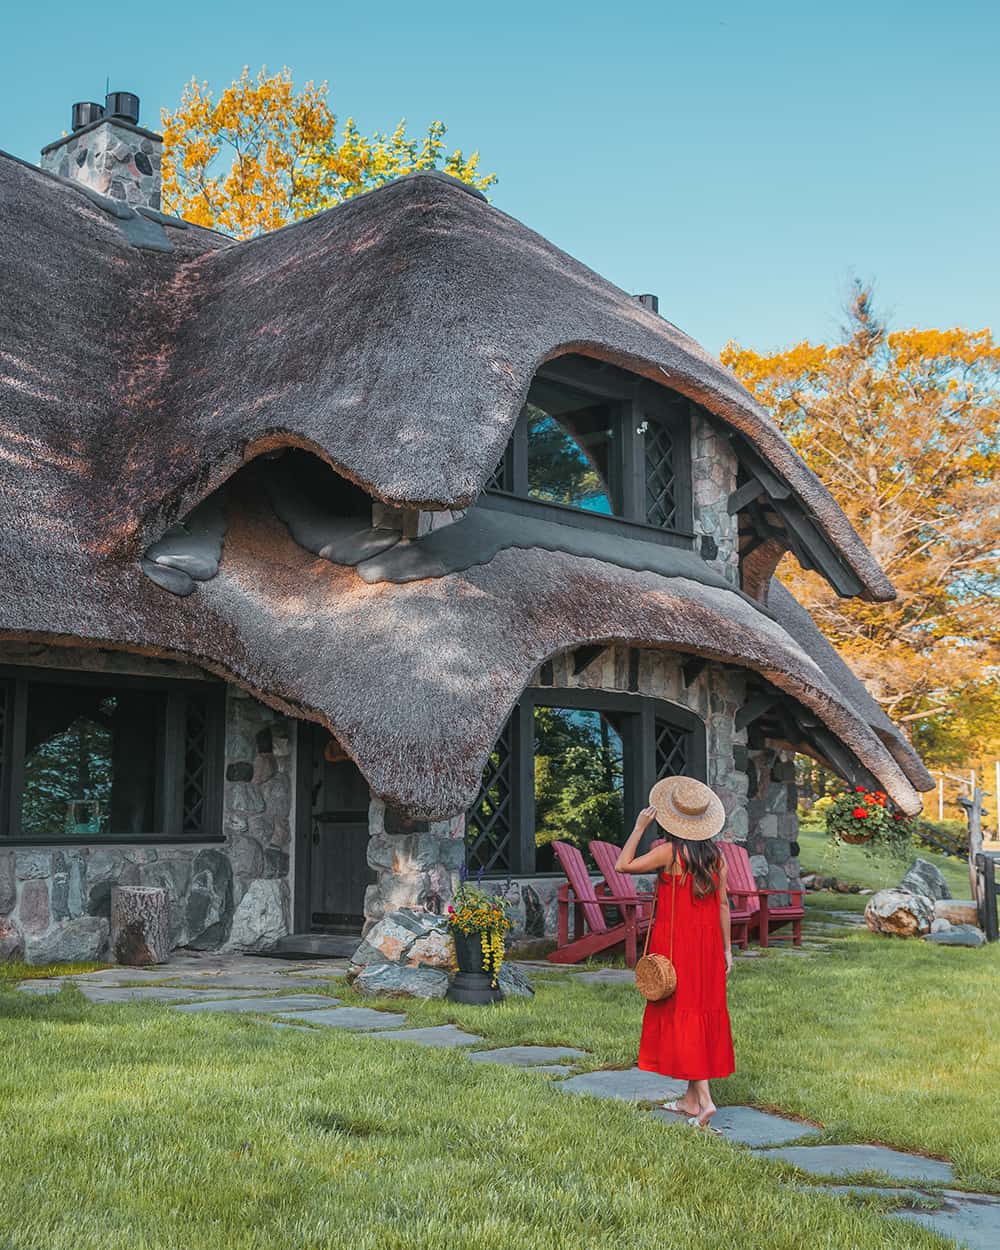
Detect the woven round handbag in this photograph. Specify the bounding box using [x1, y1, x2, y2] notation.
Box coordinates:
[634, 870, 678, 1002]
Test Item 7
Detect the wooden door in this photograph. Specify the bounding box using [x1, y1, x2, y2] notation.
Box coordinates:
[304, 728, 375, 934]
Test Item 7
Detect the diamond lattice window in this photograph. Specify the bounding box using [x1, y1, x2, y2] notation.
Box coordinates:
[655, 717, 690, 780]
[182, 696, 209, 835]
[644, 420, 678, 529]
[466, 717, 514, 874]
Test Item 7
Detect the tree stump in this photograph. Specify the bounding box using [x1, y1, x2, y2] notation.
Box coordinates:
[111, 886, 170, 966]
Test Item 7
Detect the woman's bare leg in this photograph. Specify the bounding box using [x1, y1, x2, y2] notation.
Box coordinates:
[690, 1079, 716, 1126]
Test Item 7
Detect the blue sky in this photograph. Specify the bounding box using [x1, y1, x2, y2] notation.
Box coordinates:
[2, 0, 996, 353]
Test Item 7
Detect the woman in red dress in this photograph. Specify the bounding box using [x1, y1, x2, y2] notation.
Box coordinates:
[615, 776, 734, 1130]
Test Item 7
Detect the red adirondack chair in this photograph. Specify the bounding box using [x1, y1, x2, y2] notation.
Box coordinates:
[546, 840, 653, 966]
[720, 841, 804, 947]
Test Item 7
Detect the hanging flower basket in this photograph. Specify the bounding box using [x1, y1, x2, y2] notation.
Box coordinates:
[825, 788, 914, 856]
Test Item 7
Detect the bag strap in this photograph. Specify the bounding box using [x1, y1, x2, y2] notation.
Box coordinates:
[641, 859, 679, 960]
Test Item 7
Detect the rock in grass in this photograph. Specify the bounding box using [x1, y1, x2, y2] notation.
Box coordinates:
[352, 963, 449, 998]
[497, 962, 534, 998]
[900, 858, 951, 901]
[864, 888, 934, 937]
[923, 925, 986, 947]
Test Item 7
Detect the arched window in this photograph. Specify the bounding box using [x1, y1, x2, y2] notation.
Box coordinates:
[466, 685, 706, 876]
[484, 355, 693, 540]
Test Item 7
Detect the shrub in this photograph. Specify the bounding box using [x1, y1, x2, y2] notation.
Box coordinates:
[824, 787, 915, 860]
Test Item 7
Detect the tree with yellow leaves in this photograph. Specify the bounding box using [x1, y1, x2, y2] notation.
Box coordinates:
[161, 67, 496, 239]
[722, 285, 1000, 766]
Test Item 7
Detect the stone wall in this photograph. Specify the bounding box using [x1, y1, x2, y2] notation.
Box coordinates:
[690, 407, 740, 586]
[363, 800, 465, 936]
[40, 118, 162, 209]
[744, 745, 802, 902]
[0, 676, 294, 964]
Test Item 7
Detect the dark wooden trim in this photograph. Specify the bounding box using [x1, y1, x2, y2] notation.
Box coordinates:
[514, 698, 535, 875]
[293, 720, 315, 933]
[727, 477, 765, 515]
[537, 356, 637, 401]
[479, 490, 696, 549]
[682, 657, 707, 688]
[736, 694, 776, 731]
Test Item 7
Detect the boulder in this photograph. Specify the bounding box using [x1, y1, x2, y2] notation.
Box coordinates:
[497, 962, 534, 998]
[900, 858, 951, 901]
[24, 916, 109, 964]
[0, 916, 25, 962]
[935, 899, 978, 926]
[864, 888, 935, 937]
[923, 925, 986, 948]
[352, 963, 449, 998]
[226, 878, 288, 951]
[351, 909, 453, 972]
[930, 918, 952, 934]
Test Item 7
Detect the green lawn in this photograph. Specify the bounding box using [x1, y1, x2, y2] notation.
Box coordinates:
[0, 981, 953, 1250]
[797, 826, 972, 897]
[0, 834, 991, 1248]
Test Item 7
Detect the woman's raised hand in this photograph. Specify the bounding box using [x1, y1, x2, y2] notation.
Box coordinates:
[632, 805, 657, 835]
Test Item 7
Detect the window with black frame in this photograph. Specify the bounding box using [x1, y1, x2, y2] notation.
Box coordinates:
[483, 357, 693, 537]
[465, 686, 705, 876]
[0, 670, 224, 843]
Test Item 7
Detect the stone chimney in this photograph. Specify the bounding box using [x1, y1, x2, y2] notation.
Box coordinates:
[40, 92, 162, 210]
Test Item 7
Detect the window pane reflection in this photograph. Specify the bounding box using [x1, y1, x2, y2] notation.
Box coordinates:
[525, 379, 616, 513]
[533, 706, 625, 872]
[20, 683, 162, 837]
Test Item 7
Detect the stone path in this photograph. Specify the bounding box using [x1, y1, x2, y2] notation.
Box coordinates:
[10, 954, 994, 1248]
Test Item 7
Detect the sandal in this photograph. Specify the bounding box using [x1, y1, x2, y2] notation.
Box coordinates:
[661, 1099, 692, 1114]
[686, 1115, 723, 1136]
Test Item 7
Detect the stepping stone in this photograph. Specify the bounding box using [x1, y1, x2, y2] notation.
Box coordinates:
[80, 986, 271, 1004]
[468, 1045, 587, 1067]
[761, 1144, 955, 1184]
[274, 1006, 407, 1030]
[172, 994, 338, 1014]
[653, 1105, 822, 1146]
[161, 974, 336, 991]
[575, 969, 635, 985]
[366, 1025, 482, 1047]
[896, 1189, 1000, 1250]
[557, 1068, 686, 1102]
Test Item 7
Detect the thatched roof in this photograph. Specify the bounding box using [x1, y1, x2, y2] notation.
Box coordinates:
[0, 151, 927, 816]
[765, 581, 932, 793]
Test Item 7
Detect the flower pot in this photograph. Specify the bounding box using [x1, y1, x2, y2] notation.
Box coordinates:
[453, 930, 487, 974]
[841, 831, 872, 845]
[448, 930, 502, 1005]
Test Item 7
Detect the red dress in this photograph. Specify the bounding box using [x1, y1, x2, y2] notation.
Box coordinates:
[638, 867, 735, 1080]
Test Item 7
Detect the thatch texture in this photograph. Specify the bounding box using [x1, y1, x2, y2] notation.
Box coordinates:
[1, 153, 890, 599]
[765, 581, 932, 792]
[0, 154, 926, 817]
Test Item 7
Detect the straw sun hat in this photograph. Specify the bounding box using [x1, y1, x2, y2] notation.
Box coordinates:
[648, 776, 725, 841]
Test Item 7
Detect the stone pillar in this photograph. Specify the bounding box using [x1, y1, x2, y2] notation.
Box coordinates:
[362, 799, 466, 938]
[690, 407, 740, 586]
[745, 746, 801, 902]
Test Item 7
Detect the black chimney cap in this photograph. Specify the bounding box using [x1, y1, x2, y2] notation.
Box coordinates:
[636, 293, 659, 313]
[105, 91, 140, 125]
[71, 101, 105, 131]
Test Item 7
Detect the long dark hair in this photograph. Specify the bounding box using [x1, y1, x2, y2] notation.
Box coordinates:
[665, 832, 721, 899]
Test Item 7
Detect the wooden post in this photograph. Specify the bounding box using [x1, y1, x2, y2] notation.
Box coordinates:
[938, 774, 945, 822]
[958, 789, 985, 908]
[111, 886, 170, 966]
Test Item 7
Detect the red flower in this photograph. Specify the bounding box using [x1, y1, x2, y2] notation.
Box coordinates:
[852, 807, 869, 819]
[855, 786, 866, 793]
[893, 813, 904, 821]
